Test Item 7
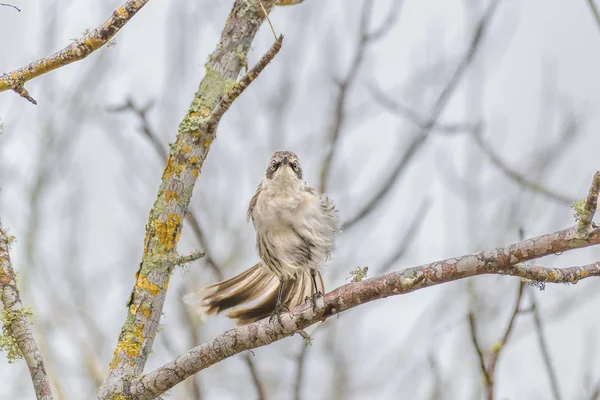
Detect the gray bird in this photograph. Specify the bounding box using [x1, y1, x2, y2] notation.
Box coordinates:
[184, 151, 341, 326]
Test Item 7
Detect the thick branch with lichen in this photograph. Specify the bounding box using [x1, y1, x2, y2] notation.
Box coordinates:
[97, 1, 280, 398]
[0, 0, 150, 104]
[0, 219, 53, 400]
[127, 171, 600, 400]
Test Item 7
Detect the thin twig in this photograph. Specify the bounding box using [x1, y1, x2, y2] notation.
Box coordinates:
[174, 251, 205, 266]
[578, 171, 600, 234]
[203, 35, 283, 135]
[258, 0, 277, 40]
[587, 0, 600, 33]
[106, 98, 168, 161]
[0, 219, 53, 400]
[0, 0, 150, 103]
[379, 199, 431, 272]
[293, 345, 309, 400]
[530, 291, 562, 400]
[244, 353, 268, 400]
[368, 84, 479, 134]
[0, 3, 20, 11]
[486, 281, 525, 399]
[472, 129, 576, 206]
[468, 312, 491, 389]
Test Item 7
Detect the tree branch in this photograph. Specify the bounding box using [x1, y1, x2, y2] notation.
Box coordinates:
[97, 1, 281, 398]
[129, 171, 600, 399]
[0, 218, 53, 400]
[0, 0, 150, 104]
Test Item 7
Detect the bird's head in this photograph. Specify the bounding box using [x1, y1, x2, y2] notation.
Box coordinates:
[265, 150, 303, 181]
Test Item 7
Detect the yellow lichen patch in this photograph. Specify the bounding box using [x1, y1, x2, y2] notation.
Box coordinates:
[192, 168, 199, 178]
[83, 36, 104, 50]
[164, 280, 169, 290]
[140, 303, 152, 318]
[130, 302, 139, 315]
[203, 137, 213, 148]
[11, 72, 17, 79]
[115, 6, 129, 18]
[108, 354, 121, 371]
[199, 105, 212, 117]
[190, 156, 200, 165]
[138, 276, 161, 296]
[112, 323, 145, 362]
[181, 145, 192, 154]
[163, 157, 184, 179]
[164, 191, 181, 203]
[547, 271, 555, 281]
[153, 214, 182, 253]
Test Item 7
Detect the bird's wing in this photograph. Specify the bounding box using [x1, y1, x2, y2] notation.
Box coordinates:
[247, 182, 262, 225]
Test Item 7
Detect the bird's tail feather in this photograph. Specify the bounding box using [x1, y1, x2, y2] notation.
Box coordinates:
[184, 262, 325, 326]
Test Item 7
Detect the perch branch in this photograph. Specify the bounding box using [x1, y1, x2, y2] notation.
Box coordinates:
[128, 171, 600, 399]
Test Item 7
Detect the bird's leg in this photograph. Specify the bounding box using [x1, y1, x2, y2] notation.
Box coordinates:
[310, 269, 324, 310]
[269, 279, 285, 326]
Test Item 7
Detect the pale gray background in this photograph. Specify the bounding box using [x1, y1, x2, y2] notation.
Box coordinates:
[0, 0, 599, 399]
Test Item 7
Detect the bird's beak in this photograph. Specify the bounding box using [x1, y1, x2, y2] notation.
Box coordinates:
[282, 156, 289, 165]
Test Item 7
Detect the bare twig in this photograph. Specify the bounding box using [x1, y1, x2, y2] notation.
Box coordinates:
[379, 199, 431, 273]
[369, 85, 479, 134]
[0, 219, 53, 400]
[427, 353, 442, 400]
[258, 0, 278, 40]
[0, 0, 150, 103]
[577, 171, 600, 234]
[293, 344, 309, 400]
[203, 35, 284, 135]
[587, 0, 600, 33]
[106, 98, 168, 161]
[468, 312, 491, 389]
[472, 129, 577, 206]
[0, 3, 20, 11]
[174, 251, 205, 266]
[530, 292, 562, 400]
[483, 281, 525, 399]
[244, 353, 268, 400]
[342, 0, 500, 230]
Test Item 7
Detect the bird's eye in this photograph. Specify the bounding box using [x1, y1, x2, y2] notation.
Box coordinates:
[292, 161, 299, 171]
[270, 160, 278, 171]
